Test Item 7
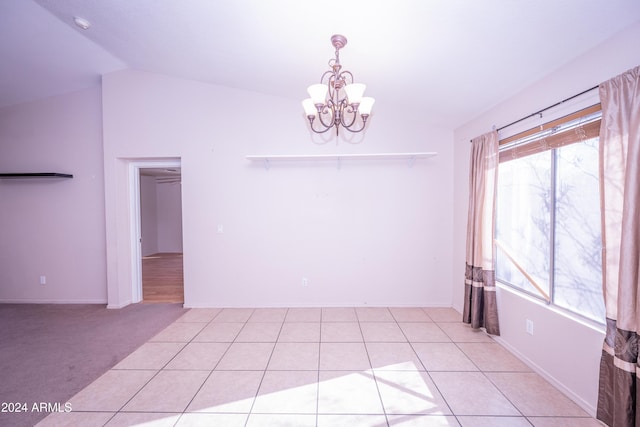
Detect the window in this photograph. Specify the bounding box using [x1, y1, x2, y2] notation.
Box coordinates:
[495, 105, 605, 323]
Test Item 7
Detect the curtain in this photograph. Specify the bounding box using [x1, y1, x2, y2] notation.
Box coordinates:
[463, 130, 500, 335]
[597, 65, 640, 427]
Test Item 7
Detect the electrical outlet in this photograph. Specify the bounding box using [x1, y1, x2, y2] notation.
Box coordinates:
[40, 275, 46, 285]
[526, 319, 534, 335]
[302, 278, 309, 287]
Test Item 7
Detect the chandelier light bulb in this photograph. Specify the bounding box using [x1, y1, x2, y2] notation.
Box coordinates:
[359, 97, 375, 116]
[302, 98, 317, 118]
[344, 83, 366, 105]
[307, 84, 328, 106]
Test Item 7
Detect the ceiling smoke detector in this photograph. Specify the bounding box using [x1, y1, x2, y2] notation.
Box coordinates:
[73, 16, 91, 30]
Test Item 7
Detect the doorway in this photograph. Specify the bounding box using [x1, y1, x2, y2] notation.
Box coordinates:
[139, 167, 183, 303]
[130, 160, 184, 304]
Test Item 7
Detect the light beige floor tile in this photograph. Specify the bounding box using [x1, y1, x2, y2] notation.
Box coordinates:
[317, 370, 384, 414]
[387, 414, 461, 426]
[176, 413, 248, 427]
[267, 342, 319, 370]
[113, 342, 185, 369]
[399, 322, 451, 342]
[252, 370, 318, 414]
[187, 370, 262, 413]
[423, 308, 462, 322]
[375, 370, 452, 415]
[360, 322, 407, 342]
[278, 322, 321, 342]
[457, 343, 531, 372]
[321, 321, 363, 342]
[430, 372, 520, 416]
[68, 369, 156, 411]
[165, 342, 229, 370]
[356, 307, 394, 322]
[216, 342, 275, 370]
[285, 308, 322, 322]
[367, 342, 424, 371]
[487, 372, 589, 417]
[321, 307, 357, 322]
[236, 322, 282, 342]
[527, 416, 603, 426]
[390, 307, 433, 322]
[193, 322, 244, 342]
[105, 412, 181, 426]
[413, 343, 478, 371]
[458, 416, 532, 426]
[320, 342, 371, 370]
[213, 308, 254, 322]
[122, 370, 209, 413]
[437, 322, 494, 342]
[317, 414, 388, 426]
[38, 306, 599, 427]
[176, 308, 222, 323]
[36, 411, 114, 427]
[246, 414, 316, 427]
[249, 308, 287, 322]
[149, 322, 207, 342]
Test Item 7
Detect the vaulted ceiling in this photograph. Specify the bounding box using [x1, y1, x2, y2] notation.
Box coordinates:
[1, 0, 639, 128]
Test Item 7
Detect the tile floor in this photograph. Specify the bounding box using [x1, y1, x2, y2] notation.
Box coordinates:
[37, 307, 602, 427]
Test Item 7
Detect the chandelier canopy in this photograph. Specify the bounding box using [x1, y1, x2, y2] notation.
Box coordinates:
[302, 35, 375, 135]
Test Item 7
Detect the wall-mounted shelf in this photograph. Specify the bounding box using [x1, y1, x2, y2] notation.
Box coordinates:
[246, 152, 437, 169]
[0, 173, 73, 179]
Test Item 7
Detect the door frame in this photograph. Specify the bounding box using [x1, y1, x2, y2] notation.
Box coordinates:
[128, 159, 182, 303]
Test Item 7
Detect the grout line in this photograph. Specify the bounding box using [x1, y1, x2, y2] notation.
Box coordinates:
[243, 309, 288, 427]
[167, 308, 251, 423]
[316, 307, 323, 427]
[358, 308, 390, 426]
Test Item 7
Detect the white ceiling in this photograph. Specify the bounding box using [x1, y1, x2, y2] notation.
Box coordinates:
[1, 0, 639, 128]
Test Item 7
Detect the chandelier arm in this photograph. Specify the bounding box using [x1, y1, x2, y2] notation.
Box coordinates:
[319, 70, 334, 85]
[341, 117, 369, 133]
[316, 104, 336, 129]
[308, 118, 335, 134]
[328, 75, 340, 102]
[338, 70, 354, 85]
[340, 105, 359, 129]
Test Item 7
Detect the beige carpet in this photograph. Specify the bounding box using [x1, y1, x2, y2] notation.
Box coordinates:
[0, 303, 187, 427]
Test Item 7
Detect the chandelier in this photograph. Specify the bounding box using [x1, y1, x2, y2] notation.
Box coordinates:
[302, 35, 375, 135]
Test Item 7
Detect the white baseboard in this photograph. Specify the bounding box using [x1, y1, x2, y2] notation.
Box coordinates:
[493, 335, 597, 417]
[106, 300, 132, 309]
[0, 298, 107, 305]
[182, 303, 454, 309]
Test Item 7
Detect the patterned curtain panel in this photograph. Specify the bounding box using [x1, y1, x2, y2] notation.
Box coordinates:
[597, 65, 640, 427]
[463, 130, 500, 336]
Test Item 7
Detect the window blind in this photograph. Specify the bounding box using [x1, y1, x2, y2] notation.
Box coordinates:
[499, 104, 601, 162]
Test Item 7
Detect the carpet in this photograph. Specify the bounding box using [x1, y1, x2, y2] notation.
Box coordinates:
[0, 303, 187, 427]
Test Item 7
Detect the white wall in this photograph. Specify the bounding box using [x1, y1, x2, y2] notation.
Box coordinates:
[140, 176, 183, 256]
[0, 87, 107, 303]
[140, 174, 159, 256]
[156, 181, 183, 253]
[102, 69, 454, 308]
[452, 22, 640, 415]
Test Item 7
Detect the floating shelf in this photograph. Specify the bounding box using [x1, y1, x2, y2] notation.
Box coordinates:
[0, 173, 73, 179]
[246, 152, 437, 169]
